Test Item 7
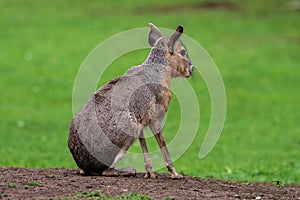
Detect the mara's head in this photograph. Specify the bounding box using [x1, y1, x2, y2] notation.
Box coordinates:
[148, 23, 193, 78]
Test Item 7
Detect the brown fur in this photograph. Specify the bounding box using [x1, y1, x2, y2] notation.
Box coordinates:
[68, 23, 193, 179]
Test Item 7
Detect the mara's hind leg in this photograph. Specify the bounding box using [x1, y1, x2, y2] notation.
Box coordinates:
[78, 167, 136, 176]
[139, 131, 156, 178]
[102, 166, 136, 177]
[77, 168, 102, 176]
[78, 149, 136, 177]
[102, 149, 136, 177]
[78, 167, 136, 177]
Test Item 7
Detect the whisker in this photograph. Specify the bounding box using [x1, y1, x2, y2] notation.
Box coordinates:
[191, 67, 202, 81]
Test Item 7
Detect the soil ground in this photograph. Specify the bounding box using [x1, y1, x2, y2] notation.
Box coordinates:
[0, 167, 299, 199]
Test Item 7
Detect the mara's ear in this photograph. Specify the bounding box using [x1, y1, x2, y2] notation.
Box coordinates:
[168, 25, 184, 54]
[148, 23, 163, 47]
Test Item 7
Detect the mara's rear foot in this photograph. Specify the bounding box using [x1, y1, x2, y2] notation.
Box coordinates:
[102, 166, 136, 177]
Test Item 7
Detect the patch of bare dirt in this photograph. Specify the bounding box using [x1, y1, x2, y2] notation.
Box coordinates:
[0, 167, 299, 199]
[136, 1, 239, 14]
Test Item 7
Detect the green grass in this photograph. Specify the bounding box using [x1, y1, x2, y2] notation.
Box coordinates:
[7, 183, 17, 188]
[26, 181, 41, 186]
[0, 0, 299, 185]
[53, 191, 152, 200]
[74, 191, 151, 200]
[52, 191, 151, 200]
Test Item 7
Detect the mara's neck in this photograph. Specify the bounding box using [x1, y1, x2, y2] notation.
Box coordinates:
[143, 47, 172, 86]
[144, 47, 167, 66]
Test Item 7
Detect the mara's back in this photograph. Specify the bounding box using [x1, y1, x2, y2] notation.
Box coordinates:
[68, 63, 171, 173]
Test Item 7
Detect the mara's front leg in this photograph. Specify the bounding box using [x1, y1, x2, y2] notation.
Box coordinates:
[150, 122, 183, 179]
[139, 131, 156, 178]
[153, 131, 183, 179]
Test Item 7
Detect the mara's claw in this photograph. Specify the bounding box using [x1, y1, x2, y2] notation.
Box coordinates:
[144, 171, 156, 179]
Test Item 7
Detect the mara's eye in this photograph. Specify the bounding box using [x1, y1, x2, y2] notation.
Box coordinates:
[180, 49, 186, 56]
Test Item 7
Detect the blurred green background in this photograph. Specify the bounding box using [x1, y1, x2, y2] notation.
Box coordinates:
[0, 0, 299, 184]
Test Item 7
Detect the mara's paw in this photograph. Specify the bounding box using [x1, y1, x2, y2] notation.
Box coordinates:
[171, 172, 184, 179]
[77, 168, 86, 176]
[144, 171, 156, 179]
